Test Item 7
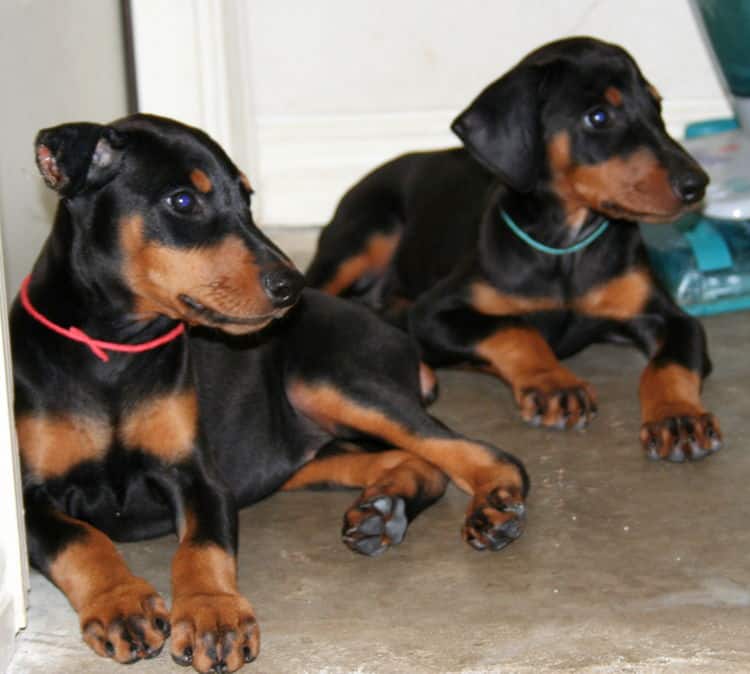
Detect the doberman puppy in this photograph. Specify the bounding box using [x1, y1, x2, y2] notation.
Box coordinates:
[12, 114, 529, 672]
[307, 37, 722, 462]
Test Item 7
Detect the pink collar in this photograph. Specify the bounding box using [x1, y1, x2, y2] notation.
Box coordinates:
[20, 275, 185, 362]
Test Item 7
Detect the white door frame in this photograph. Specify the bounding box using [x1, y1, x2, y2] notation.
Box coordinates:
[0, 219, 28, 670]
[129, 0, 261, 211]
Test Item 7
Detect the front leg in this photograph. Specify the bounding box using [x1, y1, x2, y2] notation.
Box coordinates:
[120, 389, 259, 671]
[638, 312, 722, 462]
[167, 470, 259, 673]
[411, 286, 597, 430]
[25, 495, 171, 663]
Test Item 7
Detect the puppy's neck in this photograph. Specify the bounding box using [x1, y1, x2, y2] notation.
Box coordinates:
[28, 205, 178, 343]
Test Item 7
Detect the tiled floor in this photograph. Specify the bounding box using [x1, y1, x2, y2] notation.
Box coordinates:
[9, 228, 750, 673]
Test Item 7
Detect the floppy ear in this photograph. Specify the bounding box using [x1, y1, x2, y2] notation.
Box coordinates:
[34, 123, 125, 198]
[451, 65, 545, 193]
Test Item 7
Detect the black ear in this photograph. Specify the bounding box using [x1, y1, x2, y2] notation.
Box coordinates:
[451, 65, 546, 193]
[34, 123, 125, 197]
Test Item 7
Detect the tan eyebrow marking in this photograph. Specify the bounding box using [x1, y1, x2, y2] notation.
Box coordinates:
[189, 169, 212, 194]
[604, 86, 623, 107]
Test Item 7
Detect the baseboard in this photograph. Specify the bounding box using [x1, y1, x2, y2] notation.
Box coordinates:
[253, 99, 732, 227]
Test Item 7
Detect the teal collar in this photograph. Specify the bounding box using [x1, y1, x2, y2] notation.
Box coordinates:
[500, 209, 609, 255]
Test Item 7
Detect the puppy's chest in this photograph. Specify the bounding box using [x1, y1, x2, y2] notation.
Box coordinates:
[471, 266, 652, 322]
[18, 387, 200, 485]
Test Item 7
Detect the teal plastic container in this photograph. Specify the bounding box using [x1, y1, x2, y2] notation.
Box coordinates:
[694, 0, 750, 98]
[641, 215, 750, 316]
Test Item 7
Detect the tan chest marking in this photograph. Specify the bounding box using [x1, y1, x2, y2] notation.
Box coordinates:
[573, 269, 652, 320]
[470, 283, 562, 316]
[119, 391, 198, 463]
[471, 268, 651, 322]
[17, 413, 112, 479]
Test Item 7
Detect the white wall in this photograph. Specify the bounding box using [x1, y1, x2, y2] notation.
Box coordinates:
[0, 0, 129, 296]
[131, 1, 732, 225]
[242, 0, 731, 225]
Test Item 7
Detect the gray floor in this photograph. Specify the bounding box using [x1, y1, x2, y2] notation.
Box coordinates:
[9, 229, 750, 673]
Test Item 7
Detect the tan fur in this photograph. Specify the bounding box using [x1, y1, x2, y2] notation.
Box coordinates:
[119, 391, 198, 462]
[287, 380, 520, 494]
[640, 363, 703, 424]
[322, 232, 401, 295]
[548, 131, 684, 222]
[471, 282, 562, 316]
[474, 327, 586, 402]
[189, 168, 212, 193]
[472, 272, 651, 322]
[604, 86, 624, 107]
[574, 269, 652, 320]
[17, 413, 112, 479]
[120, 214, 273, 332]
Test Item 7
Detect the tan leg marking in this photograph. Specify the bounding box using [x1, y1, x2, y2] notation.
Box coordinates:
[17, 413, 112, 479]
[321, 232, 400, 295]
[287, 380, 520, 495]
[119, 390, 197, 462]
[170, 513, 259, 671]
[639, 363, 721, 460]
[282, 448, 446, 497]
[640, 363, 703, 424]
[475, 327, 597, 429]
[284, 448, 448, 555]
[49, 518, 168, 662]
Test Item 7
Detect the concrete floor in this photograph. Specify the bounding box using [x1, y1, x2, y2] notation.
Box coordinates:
[9, 229, 750, 673]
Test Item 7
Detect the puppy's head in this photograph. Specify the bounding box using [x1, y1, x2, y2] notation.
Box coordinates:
[452, 37, 708, 224]
[35, 114, 304, 334]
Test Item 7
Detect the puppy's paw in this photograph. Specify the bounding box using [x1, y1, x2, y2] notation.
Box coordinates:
[342, 494, 408, 557]
[80, 578, 170, 663]
[462, 487, 526, 551]
[518, 384, 597, 430]
[640, 412, 722, 462]
[170, 592, 259, 673]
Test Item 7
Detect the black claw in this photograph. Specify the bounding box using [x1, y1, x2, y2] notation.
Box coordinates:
[154, 617, 170, 636]
[105, 640, 115, 657]
[244, 646, 256, 663]
[172, 646, 193, 667]
[560, 391, 570, 416]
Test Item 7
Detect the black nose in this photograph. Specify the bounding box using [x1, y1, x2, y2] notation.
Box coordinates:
[262, 268, 305, 308]
[671, 168, 708, 205]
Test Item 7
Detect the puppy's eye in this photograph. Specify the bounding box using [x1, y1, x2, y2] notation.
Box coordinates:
[584, 107, 612, 130]
[168, 190, 199, 214]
